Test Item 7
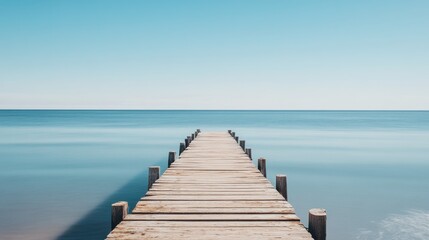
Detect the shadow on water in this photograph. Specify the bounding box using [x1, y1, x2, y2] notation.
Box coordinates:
[56, 171, 148, 240]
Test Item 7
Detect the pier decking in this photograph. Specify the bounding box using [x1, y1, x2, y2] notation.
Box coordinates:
[107, 131, 319, 239]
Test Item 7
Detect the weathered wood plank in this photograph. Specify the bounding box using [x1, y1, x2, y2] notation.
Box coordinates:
[125, 213, 301, 221]
[135, 201, 293, 208]
[133, 207, 295, 214]
[141, 195, 285, 201]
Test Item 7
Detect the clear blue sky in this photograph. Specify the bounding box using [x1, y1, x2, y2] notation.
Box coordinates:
[1, 0, 428, 109]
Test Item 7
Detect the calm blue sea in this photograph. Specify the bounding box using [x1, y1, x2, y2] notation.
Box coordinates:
[0, 110, 428, 240]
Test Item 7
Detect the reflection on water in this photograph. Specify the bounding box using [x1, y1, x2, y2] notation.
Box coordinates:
[0, 110, 428, 240]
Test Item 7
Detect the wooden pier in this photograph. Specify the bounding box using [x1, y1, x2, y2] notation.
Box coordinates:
[107, 130, 326, 240]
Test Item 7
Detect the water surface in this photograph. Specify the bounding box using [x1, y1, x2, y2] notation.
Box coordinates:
[0, 110, 428, 240]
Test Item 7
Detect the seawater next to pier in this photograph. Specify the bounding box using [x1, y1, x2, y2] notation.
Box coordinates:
[0, 110, 428, 240]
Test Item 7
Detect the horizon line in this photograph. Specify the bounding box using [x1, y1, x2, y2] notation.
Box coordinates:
[1, 108, 428, 111]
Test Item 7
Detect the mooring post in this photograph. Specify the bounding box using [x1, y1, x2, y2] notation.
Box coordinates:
[194, 131, 198, 138]
[245, 148, 252, 159]
[276, 174, 287, 200]
[111, 201, 128, 230]
[235, 136, 239, 143]
[187, 136, 192, 146]
[148, 166, 160, 190]
[228, 130, 232, 135]
[258, 158, 266, 177]
[239, 140, 245, 151]
[309, 208, 327, 240]
[191, 133, 195, 140]
[168, 151, 176, 168]
[179, 143, 185, 155]
[184, 138, 189, 148]
[231, 132, 236, 137]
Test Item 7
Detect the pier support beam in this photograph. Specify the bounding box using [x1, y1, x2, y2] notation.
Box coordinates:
[148, 166, 160, 190]
[245, 148, 252, 159]
[258, 158, 266, 177]
[309, 208, 327, 240]
[239, 140, 245, 151]
[111, 201, 128, 230]
[168, 151, 176, 168]
[276, 174, 287, 200]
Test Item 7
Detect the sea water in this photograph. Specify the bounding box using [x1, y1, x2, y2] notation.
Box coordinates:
[0, 110, 428, 240]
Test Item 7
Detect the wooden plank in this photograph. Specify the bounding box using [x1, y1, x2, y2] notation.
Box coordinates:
[141, 195, 285, 201]
[147, 189, 280, 194]
[125, 213, 301, 221]
[133, 206, 295, 214]
[135, 201, 293, 208]
[110, 220, 305, 227]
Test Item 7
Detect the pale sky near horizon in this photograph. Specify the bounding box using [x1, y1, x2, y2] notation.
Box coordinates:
[1, 0, 428, 110]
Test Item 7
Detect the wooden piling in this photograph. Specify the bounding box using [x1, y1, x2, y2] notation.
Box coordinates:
[179, 143, 185, 155]
[191, 133, 195, 140]
[197, 129, 201, 133]
[308, 208, 327, 240]
[258, 158, 266, 177]
[245, 148, 252, 159]
[184, 138, 189, 148]
[111, 201, 128, 230]
[168, 151, 176, 168]
[276, 174, 287, 201]
[231, 132, 236, 137]
[148, 166, 160, 190]
[235, 136, 239, 143]
[239, 140, 245, 151]
[228, 130, 232, 135]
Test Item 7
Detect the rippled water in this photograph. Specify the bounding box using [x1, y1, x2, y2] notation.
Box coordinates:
[0, 110, 428, 239]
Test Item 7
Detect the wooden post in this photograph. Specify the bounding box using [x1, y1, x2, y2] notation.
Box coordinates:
[197, 129, 201, 133]
[258, 158, 266, 177]
[309, 208, 327, 240]
[239, 140, 245, 151]
[148, 166, 160, 190]
[191, 133, 195, 140]
[245, 148, 252, 159]
[276, 174, 287, 201]
[235, 136, 239, 143]
[111, 201, 128, 230]
[194, 131, 198, 138]
[184, 138, 189, 148]
[228, 130, 232, 135]
[231, 132, 236, 137]
[168, 151, 176, 168]
[187, 136, 192, 146]
[179, 143, 185, 155]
